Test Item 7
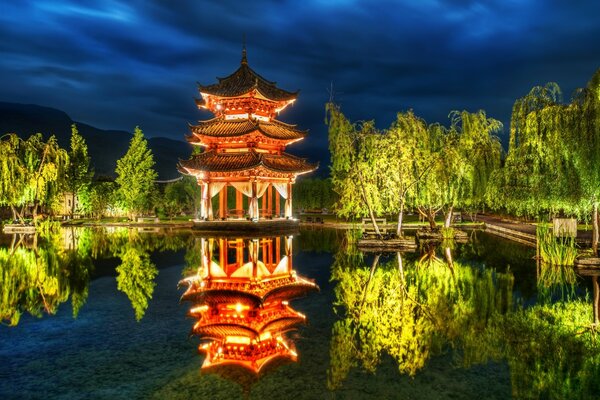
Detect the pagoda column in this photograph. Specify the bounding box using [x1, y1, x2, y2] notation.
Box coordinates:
[219, 184, 227, 219]
[236, 189, 243, 218]
[251, 181, 258, 220]
[200, 181, 209, 220]
[261, 190, 268, 217]
[275, 190, 281, 218]
[285, 181, 293, 218]
[207, 183, 214, 221]
[267, 186, 273, 217]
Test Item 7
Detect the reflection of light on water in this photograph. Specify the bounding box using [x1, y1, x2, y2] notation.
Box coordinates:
[179, 235, 318, 383]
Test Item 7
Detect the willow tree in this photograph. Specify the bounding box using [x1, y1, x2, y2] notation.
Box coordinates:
[568, 69, 600, 253]
[0, 134, 26, 220]
[487, 83, 580, 217]
[328, 242, 514, 389]
[65, 124, 93, 217]
[382, 111, 434, 235]
[0, 227, 90, 326]
[0, 133, 68, 220]
[327, 103, 385, 236]
[411, 123, 446, 228]
[115, 126, 157, 219]
[446, 110, 502, 224]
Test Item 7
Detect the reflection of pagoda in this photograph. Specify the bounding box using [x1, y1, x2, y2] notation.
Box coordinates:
[178, 47, 317, 222]
[180, 236, 318, 385]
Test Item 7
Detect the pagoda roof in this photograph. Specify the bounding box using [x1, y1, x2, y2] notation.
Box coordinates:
[188, 117, 307, 141]
[192, 316, 305, 339]
[198, 52, 298, 102]
[179, 151, 317, 175]
[179, 276, 319, 305]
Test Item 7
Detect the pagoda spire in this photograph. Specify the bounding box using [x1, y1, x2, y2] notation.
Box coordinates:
[241, 37, 248, 65]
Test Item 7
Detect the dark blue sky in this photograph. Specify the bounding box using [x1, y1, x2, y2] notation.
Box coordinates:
[1, 0, 600, 165]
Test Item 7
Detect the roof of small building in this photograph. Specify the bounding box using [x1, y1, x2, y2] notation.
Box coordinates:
[188, 117, 307, 141]
[198, 50, 298, 101]
[179, 150, 317, 174]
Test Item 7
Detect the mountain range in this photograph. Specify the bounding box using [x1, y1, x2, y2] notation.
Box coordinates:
[0, 101, 190, 180]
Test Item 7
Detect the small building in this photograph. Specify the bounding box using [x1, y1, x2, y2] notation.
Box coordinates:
[58, 192, 78, 217]
[178, 47, 317, 221]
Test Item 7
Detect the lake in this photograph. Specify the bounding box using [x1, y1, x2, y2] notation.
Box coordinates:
[0, 227, 598, 399]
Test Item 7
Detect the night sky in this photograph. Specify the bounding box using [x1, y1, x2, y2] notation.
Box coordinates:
[2, 0, 600, 168]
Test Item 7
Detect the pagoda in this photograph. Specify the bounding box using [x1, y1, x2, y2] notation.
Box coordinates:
[179, 235, 318, 386]
[178, 47, 317, 222]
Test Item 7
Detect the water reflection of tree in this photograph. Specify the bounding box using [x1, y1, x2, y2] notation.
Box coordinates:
[328, 238, 513, 389]
[0, 226, 91, 326]
[112, 229, 159, 321]
[329, 233, 600, 397]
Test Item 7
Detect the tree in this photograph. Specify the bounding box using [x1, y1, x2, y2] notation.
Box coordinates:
[115, 237, 158, 321]
[441, 110, 502, 226]
[327, 103, 385, 236]
[382, 111, 435, 234]
[0, 134, 27, 220]
[0, 133, 68, 221]
[487, 83, 579, 218]
[412, 123, 446, 229]
[115, 126, 157, 219]
[568, 69, 600, 253]
[66, 124, 93, 217]
[89, 180, 118, 219]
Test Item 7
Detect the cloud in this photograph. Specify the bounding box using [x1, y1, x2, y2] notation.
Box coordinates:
[0, 0, 599, 167]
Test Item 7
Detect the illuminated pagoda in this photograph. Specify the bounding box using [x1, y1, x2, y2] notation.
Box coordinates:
[179, 236, 318, 382]
[178, 47, 317, 222]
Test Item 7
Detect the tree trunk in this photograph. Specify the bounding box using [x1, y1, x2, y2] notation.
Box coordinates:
[427, 208, 437, 230]
[444, 246, 454, 269]
[10, 206, 17, 222]
[357, 168, 381, 238]
[360, 254, 380, 312]
[396, 252, 404, 283]
[396, 198, 405, 237]
[71, 192, 76, 218]
[593, 275, 599, 326]
[593, 202, 599, 255]
[444, 207, 453, 228]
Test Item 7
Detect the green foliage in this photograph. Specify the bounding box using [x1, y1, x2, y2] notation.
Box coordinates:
[115, 127, 158, 218]
[537, 224, 578, 266]
[160, 176, 201, 218]
[327, 104, 502, 231]
[465, 301, 600, 399]
[440, 226, 455, 239]
[488, 71, 600, 219]
[327, 103, 385, 220]
[65, 124, 93, 216]
[89, 180, 119, 218]
[0, 133, 68, 219]
[0, 229, 91, 326]
[115, 237, 158, 321]
[328, 244, 514, 389]
[293, 177, 335, 211]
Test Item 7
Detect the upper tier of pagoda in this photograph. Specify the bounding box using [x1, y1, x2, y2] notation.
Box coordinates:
[186, 117, 307, 149]
[196, 47, 298, 119]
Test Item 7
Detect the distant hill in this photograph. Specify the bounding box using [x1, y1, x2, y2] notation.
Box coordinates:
[0, 101, 191, 180]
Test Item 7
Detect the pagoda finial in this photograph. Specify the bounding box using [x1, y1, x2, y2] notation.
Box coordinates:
[241, 35, 248, 65]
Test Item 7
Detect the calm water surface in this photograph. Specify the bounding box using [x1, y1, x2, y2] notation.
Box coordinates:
[0, 227, 598, 399]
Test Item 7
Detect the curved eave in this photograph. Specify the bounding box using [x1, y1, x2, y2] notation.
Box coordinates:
[197, 63, 299, 102]
[180, 288, 263, 307]
[201, 352, 296, 377]
[178, 152, 318, 176]
[188, 119, 307, 141]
